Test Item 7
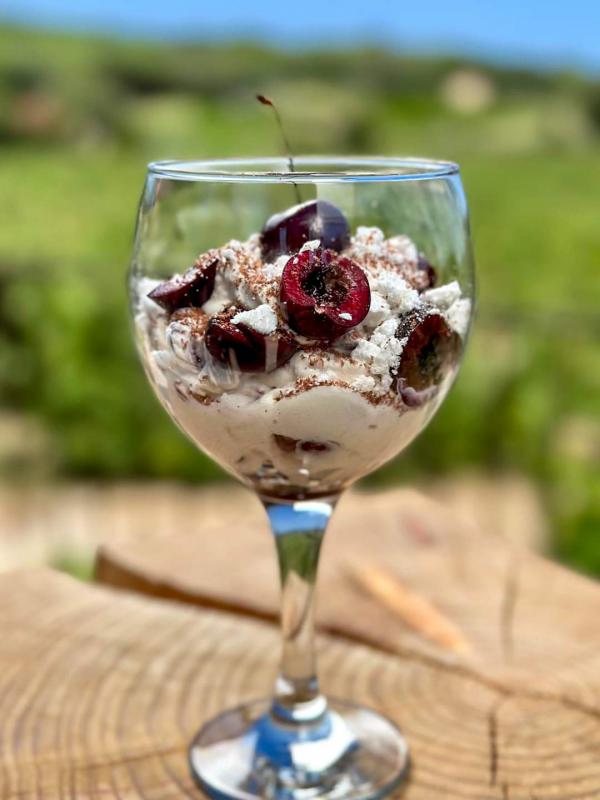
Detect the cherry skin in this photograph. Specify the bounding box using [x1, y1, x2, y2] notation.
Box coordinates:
[148, 256, 218, 313]
[260, 200, 350, 261]
[280, 247, 371, 340]
[205, 308, 297, 373]
[394, 312, 461, 407]
[273, 434, 335, 454]
[414, 256, 437, 291]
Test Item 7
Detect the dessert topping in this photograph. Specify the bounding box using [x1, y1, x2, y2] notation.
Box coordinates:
[231, 304, 278, 335]
[423, 280, 461, 309]
[260, 199, 351, 261]
[205, 307, 297, 373]
[148, 256, 218, 313]
[393, 312, 461, 407]
[280, 247, 370, 340]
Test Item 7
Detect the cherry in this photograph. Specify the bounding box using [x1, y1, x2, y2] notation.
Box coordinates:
[255, 94, 350, 260]
[260, 200, 350, 261]
[256, 94, 299, 198]
[394, 312, 461, 407]
[414, 256, 437, 291]
[273, 434, 334, 454]
[205, 308, 297, 373]
[148, 256, 217, 313]
[280, 247, 370, 340]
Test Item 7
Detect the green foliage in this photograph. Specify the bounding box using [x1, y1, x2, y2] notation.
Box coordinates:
[275, 532, 323, 584]
[51, 551, 95, 581]
[0, 24, 599, 574]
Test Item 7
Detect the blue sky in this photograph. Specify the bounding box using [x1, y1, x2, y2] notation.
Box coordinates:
[1, 0, 599, 73]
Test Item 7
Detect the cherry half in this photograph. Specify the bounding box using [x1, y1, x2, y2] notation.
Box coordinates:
[205, 308, 297, 373]
[148, 256, 218, 313]
[260, 200, 350, 261]
[394, 312, 461, 407]
[280, 247, 370, 340]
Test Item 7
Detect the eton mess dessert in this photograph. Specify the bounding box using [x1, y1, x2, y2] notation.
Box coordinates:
[134, 199, 471, 500]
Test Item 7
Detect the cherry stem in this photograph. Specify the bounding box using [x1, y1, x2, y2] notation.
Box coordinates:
[257, 94, 301, 204]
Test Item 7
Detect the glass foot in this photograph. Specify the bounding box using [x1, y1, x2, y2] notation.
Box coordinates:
[188, 698, 409, 800]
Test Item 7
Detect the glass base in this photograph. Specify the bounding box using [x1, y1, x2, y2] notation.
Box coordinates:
[188, 698, 409, 800]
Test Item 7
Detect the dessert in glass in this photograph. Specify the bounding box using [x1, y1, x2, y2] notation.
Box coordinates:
[130, 157, 474, 799]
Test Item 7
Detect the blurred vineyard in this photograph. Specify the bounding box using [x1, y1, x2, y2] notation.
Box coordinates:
[0, 25, 598, 573]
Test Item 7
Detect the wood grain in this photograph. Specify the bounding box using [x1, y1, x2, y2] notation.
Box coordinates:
[1, 567, 600, 799]
[96, 488, 597, 681]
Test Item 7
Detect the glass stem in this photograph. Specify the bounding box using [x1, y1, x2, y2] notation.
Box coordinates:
[261, 494, 339, 726]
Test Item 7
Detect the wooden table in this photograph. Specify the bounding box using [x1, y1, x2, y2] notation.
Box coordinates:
[1, 489, 599, 798]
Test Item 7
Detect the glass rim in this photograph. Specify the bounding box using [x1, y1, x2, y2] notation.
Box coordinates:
[147, 156, 460, 183]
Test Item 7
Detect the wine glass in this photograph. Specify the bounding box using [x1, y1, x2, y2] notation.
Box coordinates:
[129, 157, 474, 800]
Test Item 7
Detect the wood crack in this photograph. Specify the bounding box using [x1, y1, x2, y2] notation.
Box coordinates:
[488, 702, 499, 786]
[345, 634, 600, 724]
[488, 697, 508, 789]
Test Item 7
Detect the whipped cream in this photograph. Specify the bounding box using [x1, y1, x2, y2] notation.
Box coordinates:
[422, 281, 461, 309]
[231, 304, 278, 334]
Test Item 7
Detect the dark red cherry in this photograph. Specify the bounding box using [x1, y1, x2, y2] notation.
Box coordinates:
[414, 256, 437, 291]
[280, 248, 370, 340]
[260, 200, 350, 261]
[394, 312, 461, 407]
[273, 434, 335, 454]
[148, 256, 218, 313]
[205, 308, 297, 373]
